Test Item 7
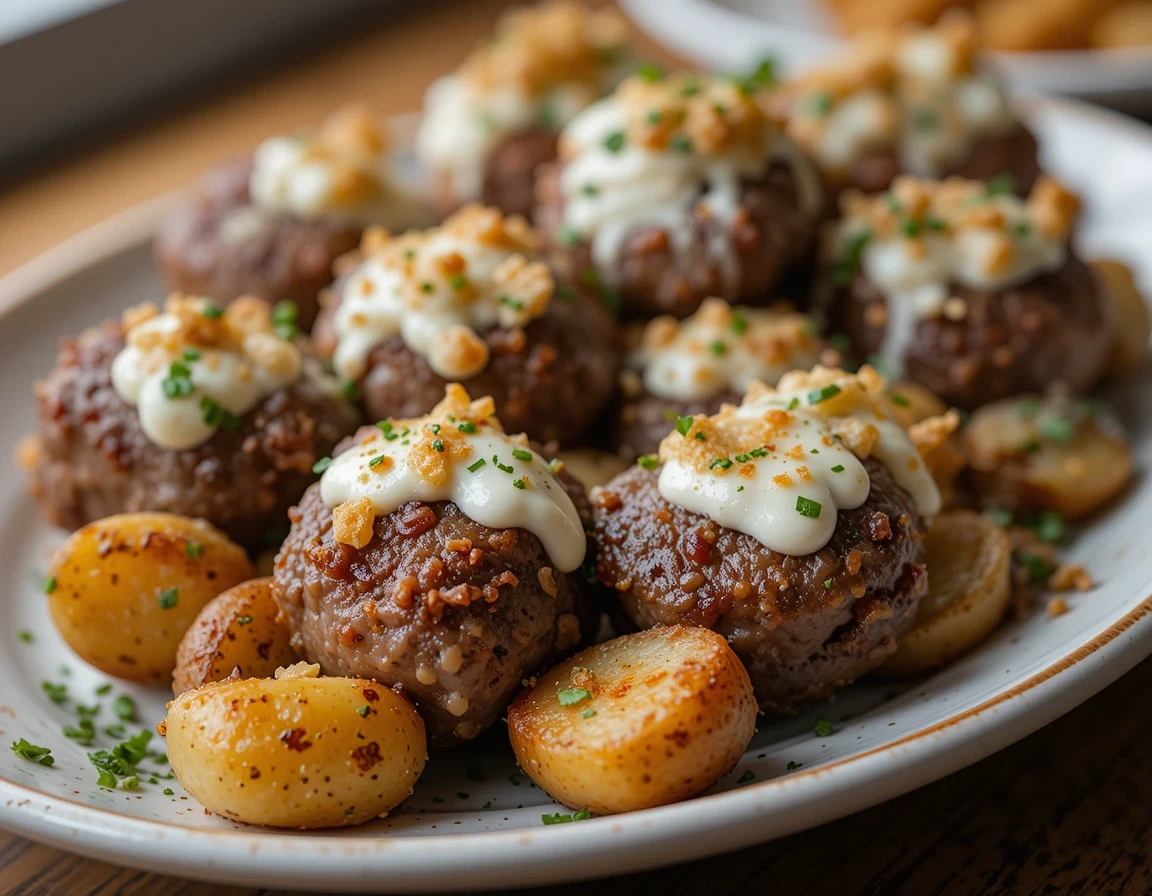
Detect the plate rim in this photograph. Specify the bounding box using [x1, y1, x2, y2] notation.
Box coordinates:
[3, 96, 1152, 891]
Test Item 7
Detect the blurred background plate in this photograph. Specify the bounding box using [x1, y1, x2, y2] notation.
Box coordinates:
[620, 0, 1152, 110]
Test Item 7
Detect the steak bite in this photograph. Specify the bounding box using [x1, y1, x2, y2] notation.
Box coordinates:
[535, 70, 824, 320]
[594, 366, 946, 711]
[23, 295, 357, 550]
[155, 106, 428, 329]
[312, 204, 619, 447]
[772, 13, 1041, 199]
[416, 1, 631, 220]
[824, 175, 1110, 409]
[272, 385, 595, 746]
[613, 297, 828, 459]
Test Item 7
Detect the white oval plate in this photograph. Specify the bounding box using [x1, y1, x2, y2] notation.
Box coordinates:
[2, 97, 1152, 892]
[620, 0, 1152, 109]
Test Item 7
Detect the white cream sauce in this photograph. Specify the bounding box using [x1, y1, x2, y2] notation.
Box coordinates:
[111, 313, 303, 451]
[320, 425, 586, 572]
[656, 382, 940, 556]
[558, 98, 823, 294]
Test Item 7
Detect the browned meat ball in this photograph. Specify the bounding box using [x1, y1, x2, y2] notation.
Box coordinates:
[593, 460, 927, 711]
[612, 387, 741, 460]
[26, 321, 356, 551]
[430, 128, 560, 221]
[272, 460, 597, 747]
[843, 125, 1042, 199]
[534, 162, 819, 320]
[313, 290, 620, 447]
[830, 256, 1111, 410]
[154, 158, 362, 329]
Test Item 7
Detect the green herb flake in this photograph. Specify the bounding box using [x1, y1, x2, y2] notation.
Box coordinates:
[1034, 510, 1066, 544]
[542, 812, 573, 825]
[581, 183, 600, 197]
[312, 456, 333, 474]
[457, 420, 477, 433]
[43, 575, 56, 594]
[830, 464, 845, 473]
[201, 303, 224, 319]
[987, 508, 1014, 528]
[512, 448, 533, 462]
[572, 809, 592, 821]
[41, 681, 67, 704]
[17, 630, 33, 644]
[670, 134, 693, 154]
[710, 457, 733, 471]
[63, 719, 96, 745]
[163, 787, 174, 795]
[987, 173, 1017, 196]
[557, 224, 582, 248]
[512, 478, 526, 490]
[890, 393, 911, 408]
[558, 688, 591, 706]
[356, 705, 370, 718]
[368, 454, 386, 468]
[911, 108, 938, 131]
[636, 61, 665, 82]
[161, 360, 194, 399]
[832, 228, 872, 286]
[339, 378, 360, 402]
[1039, 415, 1074, 442]
[157, 587, 179, 610]
[95, 684, 112, 696]
[675, 415, 695, 438]
[749, 56, 777, 87]
[730, 312, 749, 334]
[581, 708, 596, 718]
[271, 299, 299, 340]
[113, 695, 137, 723]
[185, 540, 204, 559]
[795, 496, 822, 519]
[807, 384, 842, 405]
[603, 130, 626, 153]
[637, 454, 659, 470]
[807, 91, 833, 116]
[813, 717, 834, 737]
[468, 458, 488, 473]
[11, 739, 53, 766]
[709, 339, 727, 357]
[1019, 551, 1055, 585]
[449, 274, 467, 290]
[737, 770, 755, 783]
[823, 578, 833, 591]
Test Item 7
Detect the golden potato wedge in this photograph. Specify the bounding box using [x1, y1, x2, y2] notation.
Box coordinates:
[554, 449, 630, 491]
[507, 625, 757, 815]
[1092, 258, 1150, 379]
[883, 510, 1012, 677]
[163, 666, 426, 828]
[963, 396, 1132, 519]
[172, 577, 298, 695]
[47, 513, 253, 685]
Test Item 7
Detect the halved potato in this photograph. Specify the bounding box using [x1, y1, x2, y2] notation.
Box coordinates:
[172, 577, 298, 695]
[507, 625, 757, 815]
[882, 510, 1012, 677]
[963, 395, 1132, 519]
[47, 513, 253, 684]
[1093, 258, 1150, 379]
[163, 665, 426, 828]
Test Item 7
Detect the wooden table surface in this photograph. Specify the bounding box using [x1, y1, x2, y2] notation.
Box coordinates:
[1, 2, 1150, 893]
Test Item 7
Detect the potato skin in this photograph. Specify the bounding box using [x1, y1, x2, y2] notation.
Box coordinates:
[164, 675, 426, 828]
[47, 513, 253, 684]
[507, 625, 757, 815]
[173, 578, 298, 695]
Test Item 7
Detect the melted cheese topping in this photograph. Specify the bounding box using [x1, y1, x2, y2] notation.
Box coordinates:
[779, 14, 1015, 179]
[332, 205, 553, 382]
[416, 1, 629, 201]
[249, 105, 421, 226]
[320, 385, 586, 571]
[557, 73, 822, 293]
[111, 295, 304, 450]
[634, 298, 822, 402]
[656, 365, 941, 556]
[829, 175, 1078, 368]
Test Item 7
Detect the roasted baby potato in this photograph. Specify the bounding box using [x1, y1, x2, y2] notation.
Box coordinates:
[963, 395, 1133, 520]
[1093, 258, 1150, 379]
[882, 510, 1013, 677]
[172, 577, 298, 695]
[507, 625, 757, 815]
[163, 665, 426, 828]
[47, 513, 253, 684]
[554, 449, 630, 491]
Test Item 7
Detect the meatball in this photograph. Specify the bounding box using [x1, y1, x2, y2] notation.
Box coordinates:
[431, 128, 560, 221]
[832, 255, 1110, 410]
[272, 462, 596, 747]
[593, 460, 928, 711]
[612, 386, 741, 461]
[154, 158, 362, 330]
[536, 161, 819, 320]
[26, 320, 356, 551]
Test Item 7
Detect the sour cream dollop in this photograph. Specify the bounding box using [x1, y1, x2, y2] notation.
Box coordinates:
[111, 295, 305, 450]
[319, 385, 586, 572]
[655, 366, 942, 556]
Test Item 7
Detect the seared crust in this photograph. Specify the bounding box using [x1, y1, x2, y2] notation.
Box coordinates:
[272, 469, 596, 747]
[535, 161, 818, 320]
[593, 459, 927, 711]
[832, 255, 1110, 409]
[27, 321, 356, 550]
[154, 158, 362, 329]
[314, 289, 620, 447]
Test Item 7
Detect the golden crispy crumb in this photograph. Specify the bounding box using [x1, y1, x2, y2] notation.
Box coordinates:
[1048, 563, 1094, 592]
[333, 497, 376, 548]
[1046, 596, 1069, 617]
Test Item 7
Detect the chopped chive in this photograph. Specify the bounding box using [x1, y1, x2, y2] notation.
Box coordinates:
[890, 393, 911, 407]
[512, 478, 526, 490]
[157, 587, 179, 610]
[185, 540, 203, 559]
[558, 688, 591, 706]
[710, 457, 733, 470]
[730, 312, 748, 334]
[637, 454, 659, 470]
[432, 439, 445, 452]
[603, 130, 626, 153]
[201, 303, 223, 319]
[368, 454, 386, 467]
[807, 384, 841, 404]
[498, 295, 525, 311]
[457, 421, 477, 433]
[312, 456, 333, 474]
[43, 575, 56, 594]
[356, 705, 370, 718]
[512, 448, 533, 462]
[831, 464, 845, 473]
[795, 496, 822, 518]
[468, 458, 487, 473]
[675, 415, 695, 438]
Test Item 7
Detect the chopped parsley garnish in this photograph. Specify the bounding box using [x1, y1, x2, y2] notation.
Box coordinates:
[734, 447, 767, 463]
[823, 578, 834, 591]
[498, 294, 524, 311]
[675, 415, 695, 438]
[1039, 414, 1074, 442]
[795, 496, 822, 519]
[890, 393, 911, 407]
[542, 812, 573, 825]
[670, 134, 693, 154]
[457, 420, 477, 433]
[95, 683, 112, 696]
[581, 708, 596, 718]
[41, 681, 67, 704]
[737, 486, 744, 492]
[113, 695, 137, 723]
[368, 454, 386, 467]
[11, 739, 53, 766]
[312, 456, 333, 474]
[161, 360, 194, 399]
[709, 339, 728, 357]
[1013, 220, 1031, 238]
[926, 216, 947, 231]
[830, 464, 845, 473]
[201, 303, 224, 319]
[1018, 552, 1054, 585]
[17, 630, 33, 644]
[710, 457, 733, 471]
[182, 348, 200, 362]
[603, 130, 626, 153]
[199, 396, 241, 430]
[89, 730, 152, 789]
[637, 454, 659, 470]
[493, 456, 515, 474]
[1034, 509, 1066, 544]
[636, 61, 666, 82]
[748, 56, 777, 87]
[468, 458, 487, 473]
[356, 705, 370, 718]
[582, 183, 600, 197]
[900, 217, 922, 238]
[185, 540, 204, 559]
[573, 809, 591, 821]
[807, 91, 833, 116]
[986, 173, 1017, 196]
[512, 478, 526, 490]
[558, 688, 591, 707]
[64, 719, 96, 745]
[832, 228, 871, 286]
[271, 300, 299, 340]
[737, 770, 755, 783]
[236, 615, 254, 625]
[512, 448, 533, 462]
[157, 587, 179, 610]
[807, 384, 841, 405]
[787, 397, 800, 410]
[163, 787, 174, 795]
[43, 575, 56, 594]
[421, 281, 434, 293]
[813, 717, 834, 737]
[431, 439, 445, 452]
[339, 378, 360, 402]
[448, 274, 467, 290]
[730, 312, 749, 334]
[678, 80, 700, 97]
